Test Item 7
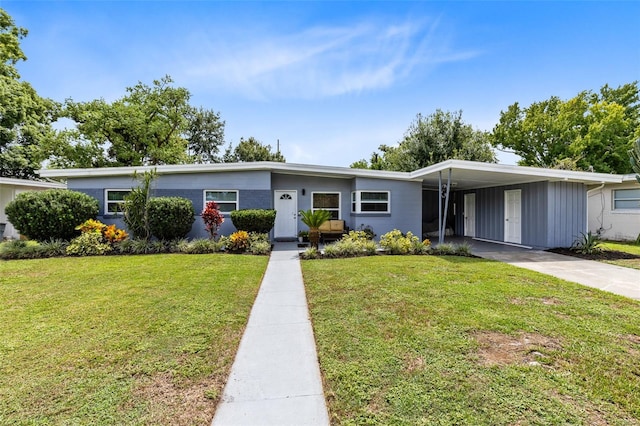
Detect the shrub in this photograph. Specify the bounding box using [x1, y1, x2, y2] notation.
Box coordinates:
[147, 197, 195, 240]
[248, 240, 271, 255]
[571, 231, 603, 255]
[128, 238, 167, 255]
[75, 219, 128, 244]
[0, 240, 44, 260]
[379, 229, 427, 255]
[5, 189, 99, 241]
[39, 239, 69, 257]
[230, 209, 277, 233]
[66, 232, 113, 256]
[176, 238, 225, 254]
[432, 243, 455, 255]
[323, 231, 378, 258]
[227, 230, 250, 252]
[201, 201, 225, 239]
[300, 246, 320, 260]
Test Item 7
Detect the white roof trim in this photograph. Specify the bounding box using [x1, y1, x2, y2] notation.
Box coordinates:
[410, 159, 623, 184]
[39, 160, 625, 186]
[0, 177, 66, 189]
[622, 174, 639, 182]
[39, 161, 416, 181]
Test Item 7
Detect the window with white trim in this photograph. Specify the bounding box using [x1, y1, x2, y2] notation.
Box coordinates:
[204, 190, 239, 213]
[312, 192, 340, 220]
[105, 189, 131, 215]
[351, 191, 390, 213]
[613, 189, 640, 210]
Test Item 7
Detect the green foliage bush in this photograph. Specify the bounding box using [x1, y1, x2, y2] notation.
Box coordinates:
[0, 240, 43, 260]
[147, 197, 195, 240]
[4, 189, 99, 241]
[181, 238, 225, 254]
[300, 246, 320, 260]
[379, 229, 428, 255]
[230, 209, 276, 233]
[66, 232, 113, 256]
[323, 231, 378, 258]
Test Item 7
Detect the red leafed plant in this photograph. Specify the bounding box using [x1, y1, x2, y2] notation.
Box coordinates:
[202, 201, 225, 239]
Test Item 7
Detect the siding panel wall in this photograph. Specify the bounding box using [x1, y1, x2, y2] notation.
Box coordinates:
[353, 178, 422, 238]
[547, 182, 586, 248]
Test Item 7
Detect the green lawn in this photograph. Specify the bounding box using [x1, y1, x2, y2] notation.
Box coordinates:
[603, 241, 640, 270]
[303, 256, 640, 425]
[0, 254, 267, 425]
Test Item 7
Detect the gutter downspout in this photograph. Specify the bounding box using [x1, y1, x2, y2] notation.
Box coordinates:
[440, 169, 452, 245]
[586, 182, 605, 234]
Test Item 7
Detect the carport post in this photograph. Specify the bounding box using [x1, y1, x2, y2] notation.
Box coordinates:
[438, 171, 442, 245]
[440, 168, 452, 245]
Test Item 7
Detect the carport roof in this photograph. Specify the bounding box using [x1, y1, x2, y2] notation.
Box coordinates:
[411, 160, 623, 190]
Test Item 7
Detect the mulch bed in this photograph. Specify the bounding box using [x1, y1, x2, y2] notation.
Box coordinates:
[547, 247, 640, 261]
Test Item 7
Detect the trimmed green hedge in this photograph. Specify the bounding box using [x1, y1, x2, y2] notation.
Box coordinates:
[147, 197, 195, 240]
[4, 189, 99, 241]
[230, 209, 276, 233]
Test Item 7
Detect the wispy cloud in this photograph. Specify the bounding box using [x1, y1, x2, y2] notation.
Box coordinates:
[178, 17, 480, 100]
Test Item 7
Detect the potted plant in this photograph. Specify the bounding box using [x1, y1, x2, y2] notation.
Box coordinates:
[299, 209, 331, 249]
[298, 230, 309, 242]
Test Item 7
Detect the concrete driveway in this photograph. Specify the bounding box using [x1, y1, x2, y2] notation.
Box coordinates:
[459, 238, 640, 300]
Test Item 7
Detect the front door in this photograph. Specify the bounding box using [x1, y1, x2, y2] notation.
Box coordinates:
[504, 189, 522, 244]
[274, 190, 298, 239]
[464, 193, 476, 237]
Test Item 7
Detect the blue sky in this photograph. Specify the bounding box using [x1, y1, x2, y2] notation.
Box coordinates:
[3, 1, 639, 167]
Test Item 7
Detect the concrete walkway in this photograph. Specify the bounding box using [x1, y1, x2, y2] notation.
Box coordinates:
[212, 243, 330, 426]
[464, 238, 640, 300]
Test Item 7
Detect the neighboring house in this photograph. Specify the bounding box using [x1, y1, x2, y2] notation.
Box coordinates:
[39, 160, 624, 249]
[0, 177, 67, 240]
[588, 174, 640, 241]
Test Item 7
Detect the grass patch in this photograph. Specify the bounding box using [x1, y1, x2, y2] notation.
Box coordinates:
[0, 254, 267, 425]
[303, 256, 640, 425]
[602, 241, 640, 270]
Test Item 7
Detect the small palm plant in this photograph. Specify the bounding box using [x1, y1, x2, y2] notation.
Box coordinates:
[299, 209, 331, 249]
[571, 231, 603, 255]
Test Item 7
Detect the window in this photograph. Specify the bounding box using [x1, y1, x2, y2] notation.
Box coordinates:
[105, 189, 131, 214]
[613, 189, 640, 210]
[204, 190, 238, 213]
[351, 191, 390, 213]
[312, 192, 340, 219]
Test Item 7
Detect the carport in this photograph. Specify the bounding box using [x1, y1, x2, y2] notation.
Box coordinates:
[411, 160, 622, 249]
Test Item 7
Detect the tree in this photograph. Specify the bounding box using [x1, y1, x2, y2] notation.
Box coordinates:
[223, 137, 285, 162]
[491, 82, 639, 173]
[0, 8, 57, 178]
[52, 75, 225, 167]
[351, 110, 496, 171]
[631, 137, 640, 184]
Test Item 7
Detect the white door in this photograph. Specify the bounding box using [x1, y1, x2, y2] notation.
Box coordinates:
[504, 189, 522, 244]
[464, 193, 476, 237]
[274, 190, 298, 239]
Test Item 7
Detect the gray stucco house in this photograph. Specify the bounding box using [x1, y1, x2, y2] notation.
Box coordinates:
[39, 160, 624, 249]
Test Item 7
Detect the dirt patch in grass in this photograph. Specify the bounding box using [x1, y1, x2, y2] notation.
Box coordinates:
[404, 355, 426, 373]
[474, 331, 562, 367]
[510, 297, 562, 306]
[548, 247, 640, 261]
[132, 373, 222, 425]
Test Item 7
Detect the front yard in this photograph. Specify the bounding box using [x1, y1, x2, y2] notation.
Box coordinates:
[0, 254, 267, 425]
[602, 241, 640, 270]
[303, 256, 640, 425]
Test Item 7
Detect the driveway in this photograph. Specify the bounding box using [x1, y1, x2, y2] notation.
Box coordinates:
[459, 238, 640, 300]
